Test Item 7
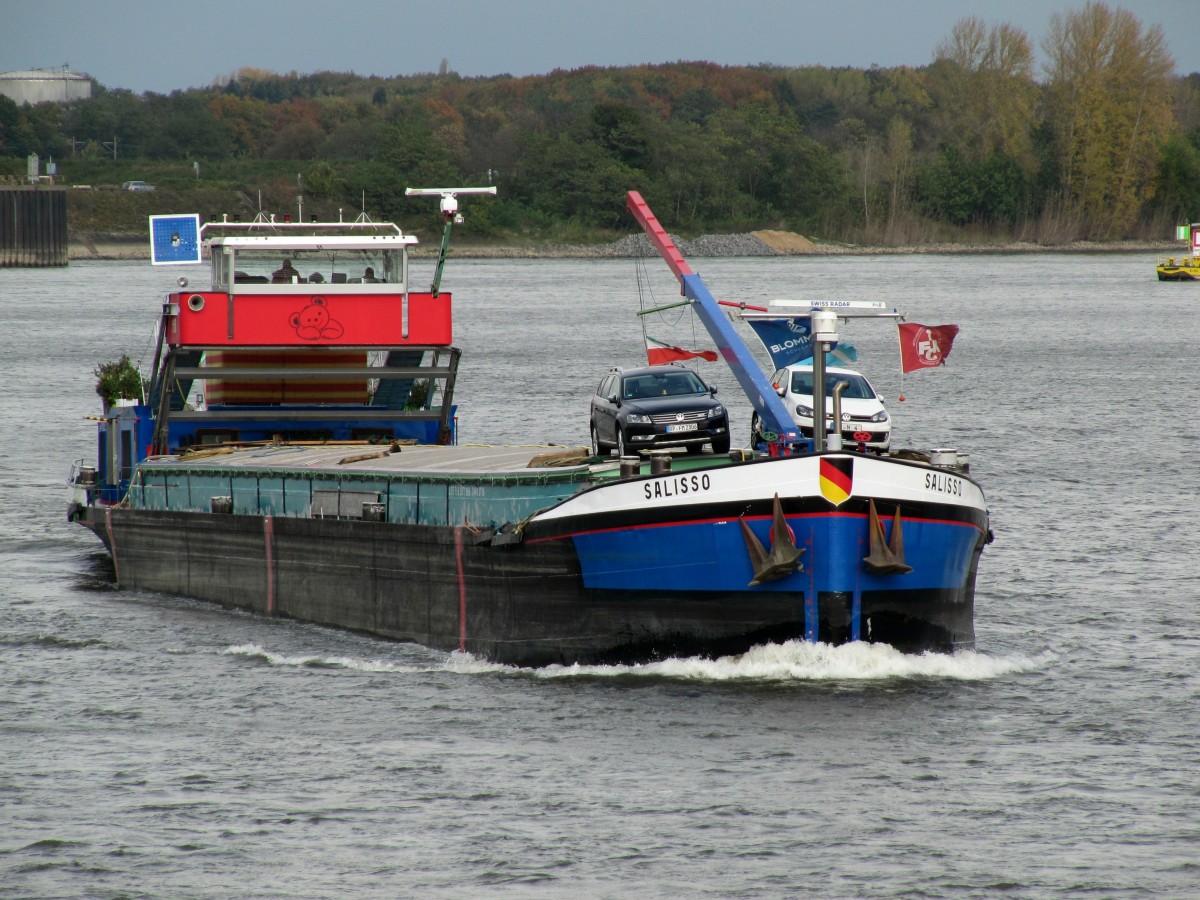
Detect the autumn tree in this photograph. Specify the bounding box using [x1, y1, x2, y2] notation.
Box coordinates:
[0, 95, 22, 156]
[1043, 2, 1175, 237]
[209, 94, 275, 157]
[654, 121, 727, 227]
[508, 126, 641, 227]
[927, 16, 1038, 167]
[831, 117, 879, 231]
[883, 117, 916, 238]
[35, 56, 1200, 239]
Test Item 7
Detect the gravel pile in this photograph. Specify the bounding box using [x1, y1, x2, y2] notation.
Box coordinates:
[608, 232, 778, 258]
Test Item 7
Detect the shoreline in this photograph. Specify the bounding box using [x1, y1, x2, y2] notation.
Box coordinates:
[67, 231, 1181, 261]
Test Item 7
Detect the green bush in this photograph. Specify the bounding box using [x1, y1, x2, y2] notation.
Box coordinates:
[94, 354, 144, 407]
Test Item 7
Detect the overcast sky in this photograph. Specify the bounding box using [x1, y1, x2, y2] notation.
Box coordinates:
[4, 0, 1198, 94]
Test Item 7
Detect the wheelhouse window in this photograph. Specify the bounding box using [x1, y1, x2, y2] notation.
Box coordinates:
[213, 248, 406, 290]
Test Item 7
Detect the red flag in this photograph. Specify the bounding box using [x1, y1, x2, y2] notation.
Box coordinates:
[645, 334, 717, 366]
[898, 323, 959, 373]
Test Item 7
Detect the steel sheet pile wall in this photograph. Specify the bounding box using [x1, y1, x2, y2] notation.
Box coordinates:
[0, 187, 67, 267]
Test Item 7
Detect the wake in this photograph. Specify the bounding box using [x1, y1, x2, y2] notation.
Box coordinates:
[224, 639, 1051, 682]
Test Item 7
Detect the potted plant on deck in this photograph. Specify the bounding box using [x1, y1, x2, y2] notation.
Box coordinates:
[94, 354, 145, 413]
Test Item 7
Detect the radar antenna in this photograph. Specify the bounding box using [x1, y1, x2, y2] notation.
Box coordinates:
[405, 186, 497, 296]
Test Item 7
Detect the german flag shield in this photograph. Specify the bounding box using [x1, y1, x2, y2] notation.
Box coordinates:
[819, 457, 853, 506]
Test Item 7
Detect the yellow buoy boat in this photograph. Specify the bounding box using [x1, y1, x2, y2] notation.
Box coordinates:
[1156, 257, 1200, 281]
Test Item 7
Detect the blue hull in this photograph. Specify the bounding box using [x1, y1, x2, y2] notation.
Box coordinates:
[566, 507, 982, 648]
[566, 508, 980, 594]
[523, 452, 990, 651]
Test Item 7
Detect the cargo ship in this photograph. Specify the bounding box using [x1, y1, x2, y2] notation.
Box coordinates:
[68, 189, 990, 666]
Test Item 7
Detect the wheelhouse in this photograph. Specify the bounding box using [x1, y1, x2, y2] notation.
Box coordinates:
[78, 218, 465, 505]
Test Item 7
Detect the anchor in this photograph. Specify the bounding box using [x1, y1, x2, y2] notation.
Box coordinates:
[863, 499, 912, 575]
[740, 493, 804, 586]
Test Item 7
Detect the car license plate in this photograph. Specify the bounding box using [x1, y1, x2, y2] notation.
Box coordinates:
[666, 423, 698, 433]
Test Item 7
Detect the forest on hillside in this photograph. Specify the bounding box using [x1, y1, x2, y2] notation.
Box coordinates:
[3, 5, 1200, 244]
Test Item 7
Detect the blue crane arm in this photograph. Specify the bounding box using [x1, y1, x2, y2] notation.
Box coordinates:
[626, 191, 801, 444]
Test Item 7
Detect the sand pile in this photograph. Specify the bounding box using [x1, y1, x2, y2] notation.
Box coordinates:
[751, 230, 818, 253]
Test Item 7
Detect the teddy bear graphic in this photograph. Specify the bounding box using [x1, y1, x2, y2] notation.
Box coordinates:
[289, 297, 344, 340]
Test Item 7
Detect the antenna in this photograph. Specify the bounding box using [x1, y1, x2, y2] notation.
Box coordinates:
[406, 186, 498, 296]
[354, 190, 375, 224]
[250, 190, 271, 226]
[405, 186, 497, 225]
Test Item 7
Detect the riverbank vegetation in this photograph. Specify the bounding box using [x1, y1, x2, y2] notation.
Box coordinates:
[3, 5, 1198, 245]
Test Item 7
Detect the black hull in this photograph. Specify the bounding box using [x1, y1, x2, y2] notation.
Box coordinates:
[80, 506, 975, 666]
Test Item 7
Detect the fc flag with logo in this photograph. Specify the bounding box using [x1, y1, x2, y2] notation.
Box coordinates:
[897, 323, 959, 373]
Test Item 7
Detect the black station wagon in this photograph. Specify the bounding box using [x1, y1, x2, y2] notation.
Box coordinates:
[590, 364, 730, 457]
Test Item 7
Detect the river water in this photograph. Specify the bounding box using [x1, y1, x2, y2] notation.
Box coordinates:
[2, 252, 1198, 898]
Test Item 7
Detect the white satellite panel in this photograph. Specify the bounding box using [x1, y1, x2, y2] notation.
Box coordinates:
[149, 214, 202, 265]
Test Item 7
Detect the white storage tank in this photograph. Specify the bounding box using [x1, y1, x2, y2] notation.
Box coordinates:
[0, 68, 92, 105]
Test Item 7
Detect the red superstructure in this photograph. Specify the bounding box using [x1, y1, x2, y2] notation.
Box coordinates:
[142, 217, 468, 454]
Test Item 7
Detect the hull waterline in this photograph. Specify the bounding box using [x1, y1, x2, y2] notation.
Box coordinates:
[77, 450, 987, 667]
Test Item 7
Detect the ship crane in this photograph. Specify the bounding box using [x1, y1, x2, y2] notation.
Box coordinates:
[625, 191, 804, 449]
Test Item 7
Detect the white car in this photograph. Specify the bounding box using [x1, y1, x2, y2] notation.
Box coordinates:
[753, 363, 891, 451]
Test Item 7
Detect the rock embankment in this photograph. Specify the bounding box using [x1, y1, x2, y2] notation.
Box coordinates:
[70, 230, 1176, 261]
[70, 232, 148, 260]
[431, 231, 1176, 258]
[69, 231, 791, 260]
[431, 231, 1175, 258]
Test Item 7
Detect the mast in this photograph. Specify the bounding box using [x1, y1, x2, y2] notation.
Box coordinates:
[405, 187, 497, 297]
